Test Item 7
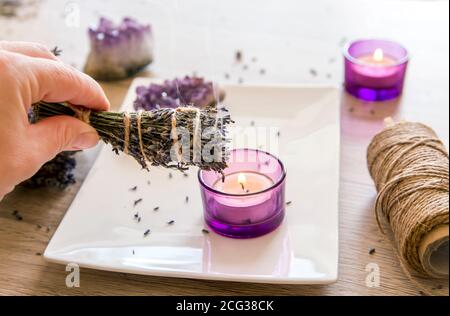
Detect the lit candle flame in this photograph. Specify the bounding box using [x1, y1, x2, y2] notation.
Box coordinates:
[238, 173, 247, 191]
[373, 48, 384, 62]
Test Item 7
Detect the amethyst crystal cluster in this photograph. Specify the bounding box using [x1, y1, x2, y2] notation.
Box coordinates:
[84, 17, 153, 81]
[134, 76, 225, 110]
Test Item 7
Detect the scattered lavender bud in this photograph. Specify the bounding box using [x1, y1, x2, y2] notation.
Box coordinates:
[84, 17, 154, 81]
[238, 77, 244, 84]
[132, 250, 135, 255]
[167, 220, 175, 225]
[242, 64, 248, 70]
[309, 69, 318, 77]
[202, 228, 210, 234]
[134, 198, 143, 207]
[130, 186, 138, 191]
[250, 120, 255, 126]
[35, 252, 42, 256]
[369, 248, 376, 255]
[168, 172, 173, 179]
[235, 50, 242, 62]
[185, 196, 189, 203]
[251, 57, 257, 63]
[349, 107, 355, 113]
[143, 229, 151, 237]
[259, 68, 266, 75]
[286, 201, 292, 206]
[12, 210, 23, 221]
[224, 73, 230, 79]
[153, 206, 159, 211]
[51, 46, 62, 56]
[370, 109, 376, 115]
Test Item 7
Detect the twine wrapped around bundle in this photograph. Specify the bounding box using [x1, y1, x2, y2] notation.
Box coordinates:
[367, 118, 449, 278]
[32, 101, 232, 174]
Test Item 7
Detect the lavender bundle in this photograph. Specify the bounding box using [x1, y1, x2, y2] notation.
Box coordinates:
[32, 102, 232, 173]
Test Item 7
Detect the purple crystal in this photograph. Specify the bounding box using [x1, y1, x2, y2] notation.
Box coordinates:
[134, 76, 226, 110]
[84, 17, 153, 81]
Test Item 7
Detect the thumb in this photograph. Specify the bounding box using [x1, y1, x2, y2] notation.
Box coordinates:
[28, 115, 99, 162]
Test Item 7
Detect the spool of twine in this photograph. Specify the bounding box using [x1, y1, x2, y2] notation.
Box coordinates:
[367, 119, 449, 278]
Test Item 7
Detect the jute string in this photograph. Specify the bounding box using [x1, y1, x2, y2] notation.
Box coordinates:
[136, 111, 149, 165]
[367, 119, 449, 279]
[123, 112, 130, 155]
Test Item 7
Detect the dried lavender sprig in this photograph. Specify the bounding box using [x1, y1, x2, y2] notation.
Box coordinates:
[32, 102, 232, 173]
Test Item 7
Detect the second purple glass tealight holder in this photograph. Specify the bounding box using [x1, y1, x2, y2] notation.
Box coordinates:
[198, 149, 286, 239]
[344, 39, 409, 101]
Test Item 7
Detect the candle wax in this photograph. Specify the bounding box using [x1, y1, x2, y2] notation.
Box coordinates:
[358, 53, 397, 66]
[353, 52, 399, 80]
[213, 171, 274, 195]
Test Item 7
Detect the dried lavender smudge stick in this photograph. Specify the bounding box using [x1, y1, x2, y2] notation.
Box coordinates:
[32, 102, 232, 174]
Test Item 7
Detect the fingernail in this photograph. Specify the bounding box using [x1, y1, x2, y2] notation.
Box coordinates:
[70, 132, 99, 150]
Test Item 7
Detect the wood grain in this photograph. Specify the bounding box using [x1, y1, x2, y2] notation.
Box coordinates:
[0, 0, 448, 295]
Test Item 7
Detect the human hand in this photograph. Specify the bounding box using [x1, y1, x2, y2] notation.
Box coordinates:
[0, 41, 110, 200]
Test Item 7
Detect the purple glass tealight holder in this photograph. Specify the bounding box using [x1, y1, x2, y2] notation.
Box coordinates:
[344, 39, 409, 101]
[198, 149, 286, 239]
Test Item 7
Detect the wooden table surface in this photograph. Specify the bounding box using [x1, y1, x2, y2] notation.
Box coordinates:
[0, 0, 448, 295]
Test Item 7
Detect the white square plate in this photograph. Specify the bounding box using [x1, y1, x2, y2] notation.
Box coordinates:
[44, 78, 340, 284]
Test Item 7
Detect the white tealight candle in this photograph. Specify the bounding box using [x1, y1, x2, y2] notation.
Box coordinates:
[358, 48, 396, 66]
[213, 171, 274, 195]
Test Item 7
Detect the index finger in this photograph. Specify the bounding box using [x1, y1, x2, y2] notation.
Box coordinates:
[23, 54, 110, 111]
[0, 41, 59, 61]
